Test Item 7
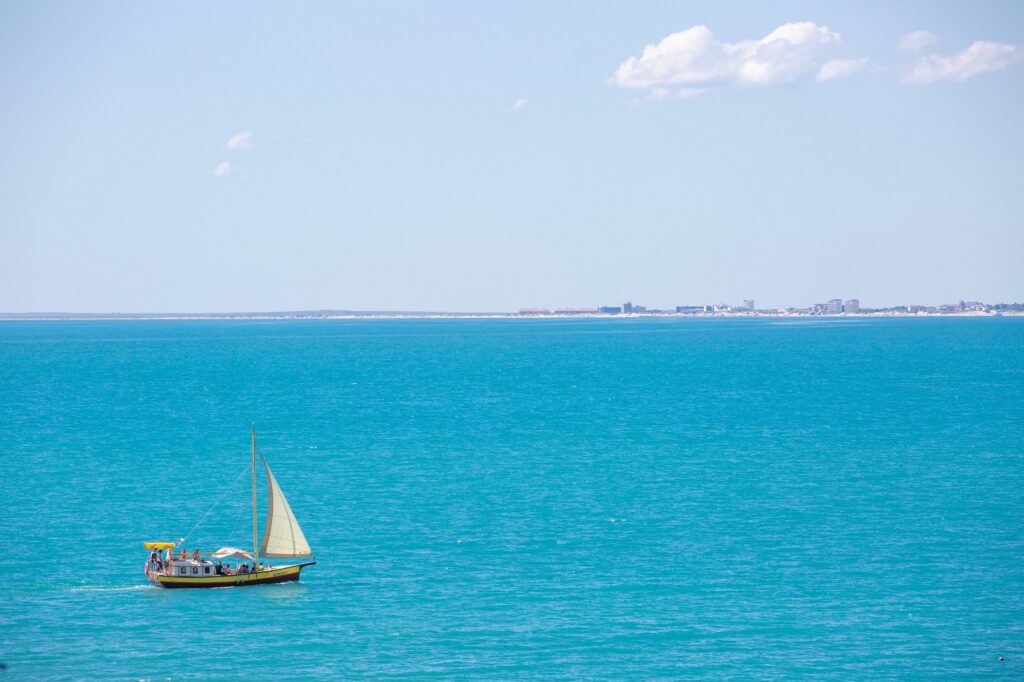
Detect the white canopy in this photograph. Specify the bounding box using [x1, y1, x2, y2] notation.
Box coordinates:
[211, 547, 253, 560]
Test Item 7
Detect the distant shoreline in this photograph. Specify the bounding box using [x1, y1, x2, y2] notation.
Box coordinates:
[1, 311, 1020, 321]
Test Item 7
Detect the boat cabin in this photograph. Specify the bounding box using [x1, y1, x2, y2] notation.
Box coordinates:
[168, 560, 216, 577]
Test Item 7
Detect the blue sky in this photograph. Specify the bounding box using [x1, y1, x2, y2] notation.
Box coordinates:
[1, 1, 1021, 312]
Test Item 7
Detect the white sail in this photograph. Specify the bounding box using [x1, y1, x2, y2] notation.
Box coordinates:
[259, 457, 313, 558]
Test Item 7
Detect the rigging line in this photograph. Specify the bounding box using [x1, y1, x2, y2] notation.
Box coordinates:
[180, 463, 251, 546]
[226, 496, 247, 544]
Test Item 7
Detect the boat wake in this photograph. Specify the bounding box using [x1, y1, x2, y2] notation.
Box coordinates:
[68, 584, 154, 593]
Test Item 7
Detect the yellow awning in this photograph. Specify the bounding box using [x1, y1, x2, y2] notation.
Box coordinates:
[143, 542, 177, 550]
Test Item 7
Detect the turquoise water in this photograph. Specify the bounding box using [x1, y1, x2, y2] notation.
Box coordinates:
[1, 318, 1022, 679]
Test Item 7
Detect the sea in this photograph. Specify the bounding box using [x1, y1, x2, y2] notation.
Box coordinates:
[1, 317, 1022, 680]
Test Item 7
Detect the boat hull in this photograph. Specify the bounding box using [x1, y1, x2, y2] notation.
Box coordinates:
[149, 562, 314, 589]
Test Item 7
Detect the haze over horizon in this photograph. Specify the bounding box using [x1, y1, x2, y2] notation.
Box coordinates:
[2, 2, 1022, 313]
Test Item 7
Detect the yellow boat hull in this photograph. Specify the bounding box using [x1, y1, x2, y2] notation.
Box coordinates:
[149, 562, 314, 589]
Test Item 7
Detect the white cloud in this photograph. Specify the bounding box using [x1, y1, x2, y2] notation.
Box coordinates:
[817, 57, 870, 82]
[904, 41, 1019, 84]
[610, 22, 863, 95]
[899, 30, 937, 53]
[213, 161, 235, 178]
[512, 98, 528, 110]
[225, 131, 254, 151]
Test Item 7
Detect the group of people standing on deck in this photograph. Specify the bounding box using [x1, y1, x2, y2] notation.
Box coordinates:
[147, 547, 263, 576]
[146, 548, 192, 573]
[147, 551, 165, 573]
[216, 560, 258, 576]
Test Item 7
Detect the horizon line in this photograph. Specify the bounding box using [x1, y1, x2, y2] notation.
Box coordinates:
[2, 300, 1023, 320]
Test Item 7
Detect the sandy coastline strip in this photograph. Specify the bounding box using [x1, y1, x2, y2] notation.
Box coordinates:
[1, 311, 1018, 321]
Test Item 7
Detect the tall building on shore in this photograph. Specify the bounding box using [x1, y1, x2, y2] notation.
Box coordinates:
[742, 299, 755, 311]
[825, 299, 843, 314]
[622, 302, 633, 314]
[844, 299, 860, 313]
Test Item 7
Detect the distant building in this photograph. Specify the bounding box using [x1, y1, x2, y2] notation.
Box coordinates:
[518, 308, 550, 315]
[844, 299, 860, 313]
[622, 302, 633, 314]
[599, 306, 622, 314]
[825, 299, 843, 314]
[554, 308, 598, 314]
[634, 305, 647, 313]
[675, 306, 703, 314]
[742, 299, 755, 311]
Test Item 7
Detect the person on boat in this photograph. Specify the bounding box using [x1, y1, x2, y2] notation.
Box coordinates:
[192, 548, 200, 562]
[179, 548, 187, 561]
[239, 564, 249, 574]
[215, 560, 224, 576]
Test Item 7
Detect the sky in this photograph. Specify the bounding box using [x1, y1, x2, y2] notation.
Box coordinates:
[1, 1, 1022, 312]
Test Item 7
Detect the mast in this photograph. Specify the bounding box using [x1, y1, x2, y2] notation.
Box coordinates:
[251, 424, 259, 570]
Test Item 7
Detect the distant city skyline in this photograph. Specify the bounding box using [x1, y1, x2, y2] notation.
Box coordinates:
[514, 297, 1015, 316]
[1, 2, 1022, 312]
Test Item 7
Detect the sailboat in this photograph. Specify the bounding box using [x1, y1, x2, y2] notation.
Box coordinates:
[143, 427, 316, 588]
